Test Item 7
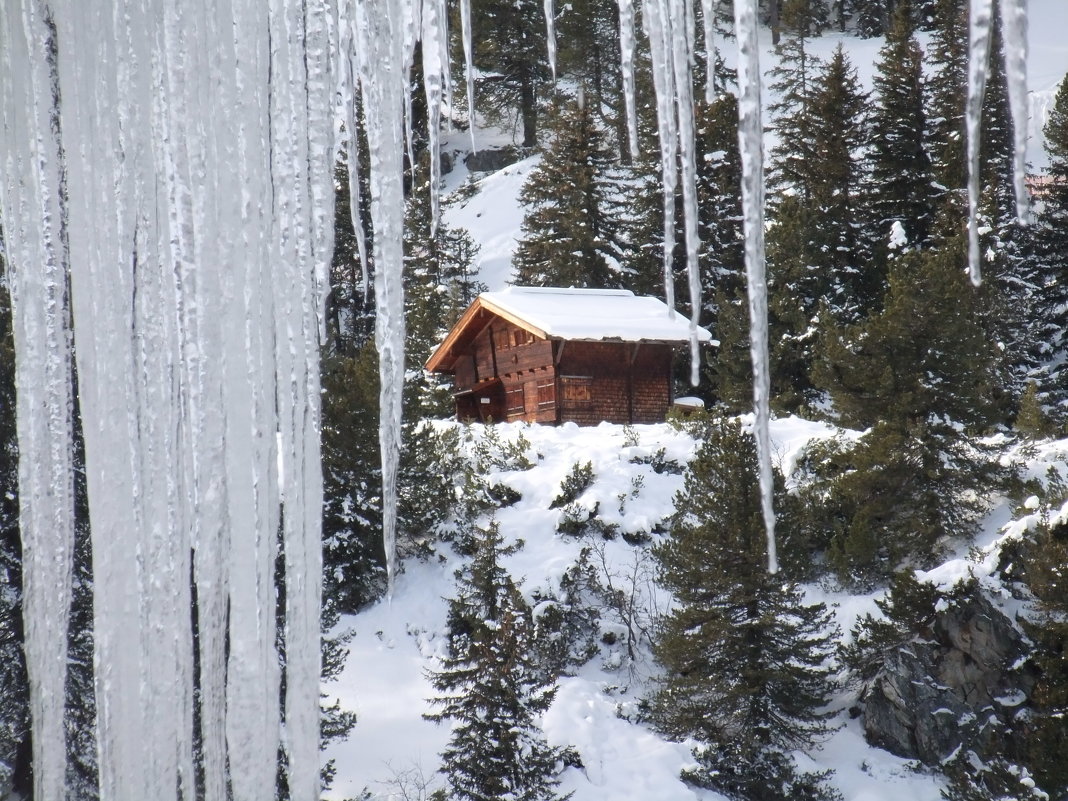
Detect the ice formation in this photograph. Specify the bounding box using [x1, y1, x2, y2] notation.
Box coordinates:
[734, 0, 778, 574]
[617, 0, 640, 158]
[701, 0, 718, 103]
[1, 0, 331, 798]
[0, 5, 76, 800]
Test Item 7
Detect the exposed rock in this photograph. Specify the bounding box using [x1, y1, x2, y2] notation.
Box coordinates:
[464, 146, 523, 173]
[862, 590, 1030, 765]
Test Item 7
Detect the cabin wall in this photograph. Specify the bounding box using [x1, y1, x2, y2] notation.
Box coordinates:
[557, 342, 673, 425]
[445, 316, 677, 425]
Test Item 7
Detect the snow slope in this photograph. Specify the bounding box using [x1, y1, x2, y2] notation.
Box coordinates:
[323, 417, 1068, 801]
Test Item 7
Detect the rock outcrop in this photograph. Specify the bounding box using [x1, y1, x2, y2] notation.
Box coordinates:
[862, 590, 1033, 765]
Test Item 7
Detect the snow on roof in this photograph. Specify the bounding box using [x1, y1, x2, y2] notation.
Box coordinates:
[479, 286, 714, 343]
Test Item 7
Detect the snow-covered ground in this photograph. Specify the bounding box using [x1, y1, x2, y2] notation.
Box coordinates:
[322, 417, 1066, 801]
[327, 5, 1068, 798]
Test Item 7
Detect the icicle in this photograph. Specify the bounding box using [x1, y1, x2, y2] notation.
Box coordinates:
[734, 0, 778, 574]
[617, 0, 639, 159]
[340, 12, 370, 301]
[460, 0, 476, 152]
[701, 0, 717, 102]
[0, 4, 76, 800]
[666, 0, 702, 386]
[642, 0, 679, 311]
[544, 0, 557, 82]
[351, 0, 407, 596]
[998, 0, 1029, 223]
[422, 0, 448, 234]
[965, 0, 993, 287]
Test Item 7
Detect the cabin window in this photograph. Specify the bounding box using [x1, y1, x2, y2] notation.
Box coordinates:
[494, 328, 511, 350]
[536, 378, 555, 409]
[506, 385, 524, 417]
[560, 375, 592, 404]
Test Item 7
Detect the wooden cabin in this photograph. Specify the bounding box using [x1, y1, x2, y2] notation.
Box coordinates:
[424, 287, 714, 425]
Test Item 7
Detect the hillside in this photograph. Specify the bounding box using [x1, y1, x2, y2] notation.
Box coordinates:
[324, 419, 1068, 801]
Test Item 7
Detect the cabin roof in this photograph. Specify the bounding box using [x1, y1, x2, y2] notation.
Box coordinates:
[425, 286, 714, 372]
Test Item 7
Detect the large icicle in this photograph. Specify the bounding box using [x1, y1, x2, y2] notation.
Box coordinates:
[642, 0, 680, 311]
[666, 0, 702, 386]
[351, 0, 408, 596]
[965, 0, 993, 286]
[734, 0, 778, 573]
[421, 0, 450, 233]
[643, 0, 703, 384]
[0, 4, 76, 801]
[998, 0, 1029, 222]
[700, 0, 717, 102]
[616, 0, 639, 159]
[544, 0, 558, 81]
[460, 0, 477, 152]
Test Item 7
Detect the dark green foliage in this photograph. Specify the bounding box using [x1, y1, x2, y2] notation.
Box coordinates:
[867, 4, 933, 256]
[550, 461, 595, 509]
[925, 0, 968, 194]
[404, 179, 483, 419]
[649, 419, 840, 801]
[1032, 73, 1068, 421]
[941, 754, 1045, 801]
[1016, 518, 1068, 798]
[321, 343, 388, 613]
[426, 522, 569, 801]
[513, 93, 620, 289]
[468, 0, 550, 147]
[531, 548, 602, 677]
[766, 44, 869, 411]
[840, 571, 945, 684]
[815, 239, 1002, 433]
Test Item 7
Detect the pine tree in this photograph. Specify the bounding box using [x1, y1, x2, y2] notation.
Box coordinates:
[813, 239, 1006, 580]
[766, 45, 869, 412]
[470, 0, 551, 147]
[403, 176, 483, 419]
[426, 522, 569, 801]
[867, 3, 934, 258]
[925, 0, 968, 196]
[649, 419, 840, 801]
[513, 92, 620, 288]
[1032, 73, 1068, 422]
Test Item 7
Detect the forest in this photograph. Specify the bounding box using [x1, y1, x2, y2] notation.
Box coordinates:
[1, 0, 1067, 799]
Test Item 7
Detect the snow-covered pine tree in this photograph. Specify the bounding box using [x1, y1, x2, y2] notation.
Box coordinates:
[1031, 73, 1068, 424]
[867, 3, 934, 260]
[513, 91, 620, 288]
[426, 521, 569, 801]
[766, 44, 869, 411]
[403, 176, 483, 419]
[470, 0, 551, 147]
[649, 419, 840, 801]
[813, 237, 1006, 581]
[925, 0, 968, 198]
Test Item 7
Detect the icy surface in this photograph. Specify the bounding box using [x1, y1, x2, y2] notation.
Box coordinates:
[460, 0, 476, 152]
[966, 0, 994, 286]
[733, 0, 777, 573]
[475, 287, 715, 345]
[545, 0, 558, 81]
[350, 0, 407, 595]
[0, 5, 76, 800]
[617, 0, 640, 158]
[701, 0, 718, 102]
[3, 0, 330, 798]
[998, 0, 1029, 222]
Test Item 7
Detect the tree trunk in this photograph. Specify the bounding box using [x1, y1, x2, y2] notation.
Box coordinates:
[521, 75, 537, 147]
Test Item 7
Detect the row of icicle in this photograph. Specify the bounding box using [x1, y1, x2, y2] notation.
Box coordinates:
[0, 0, 1030, 799]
